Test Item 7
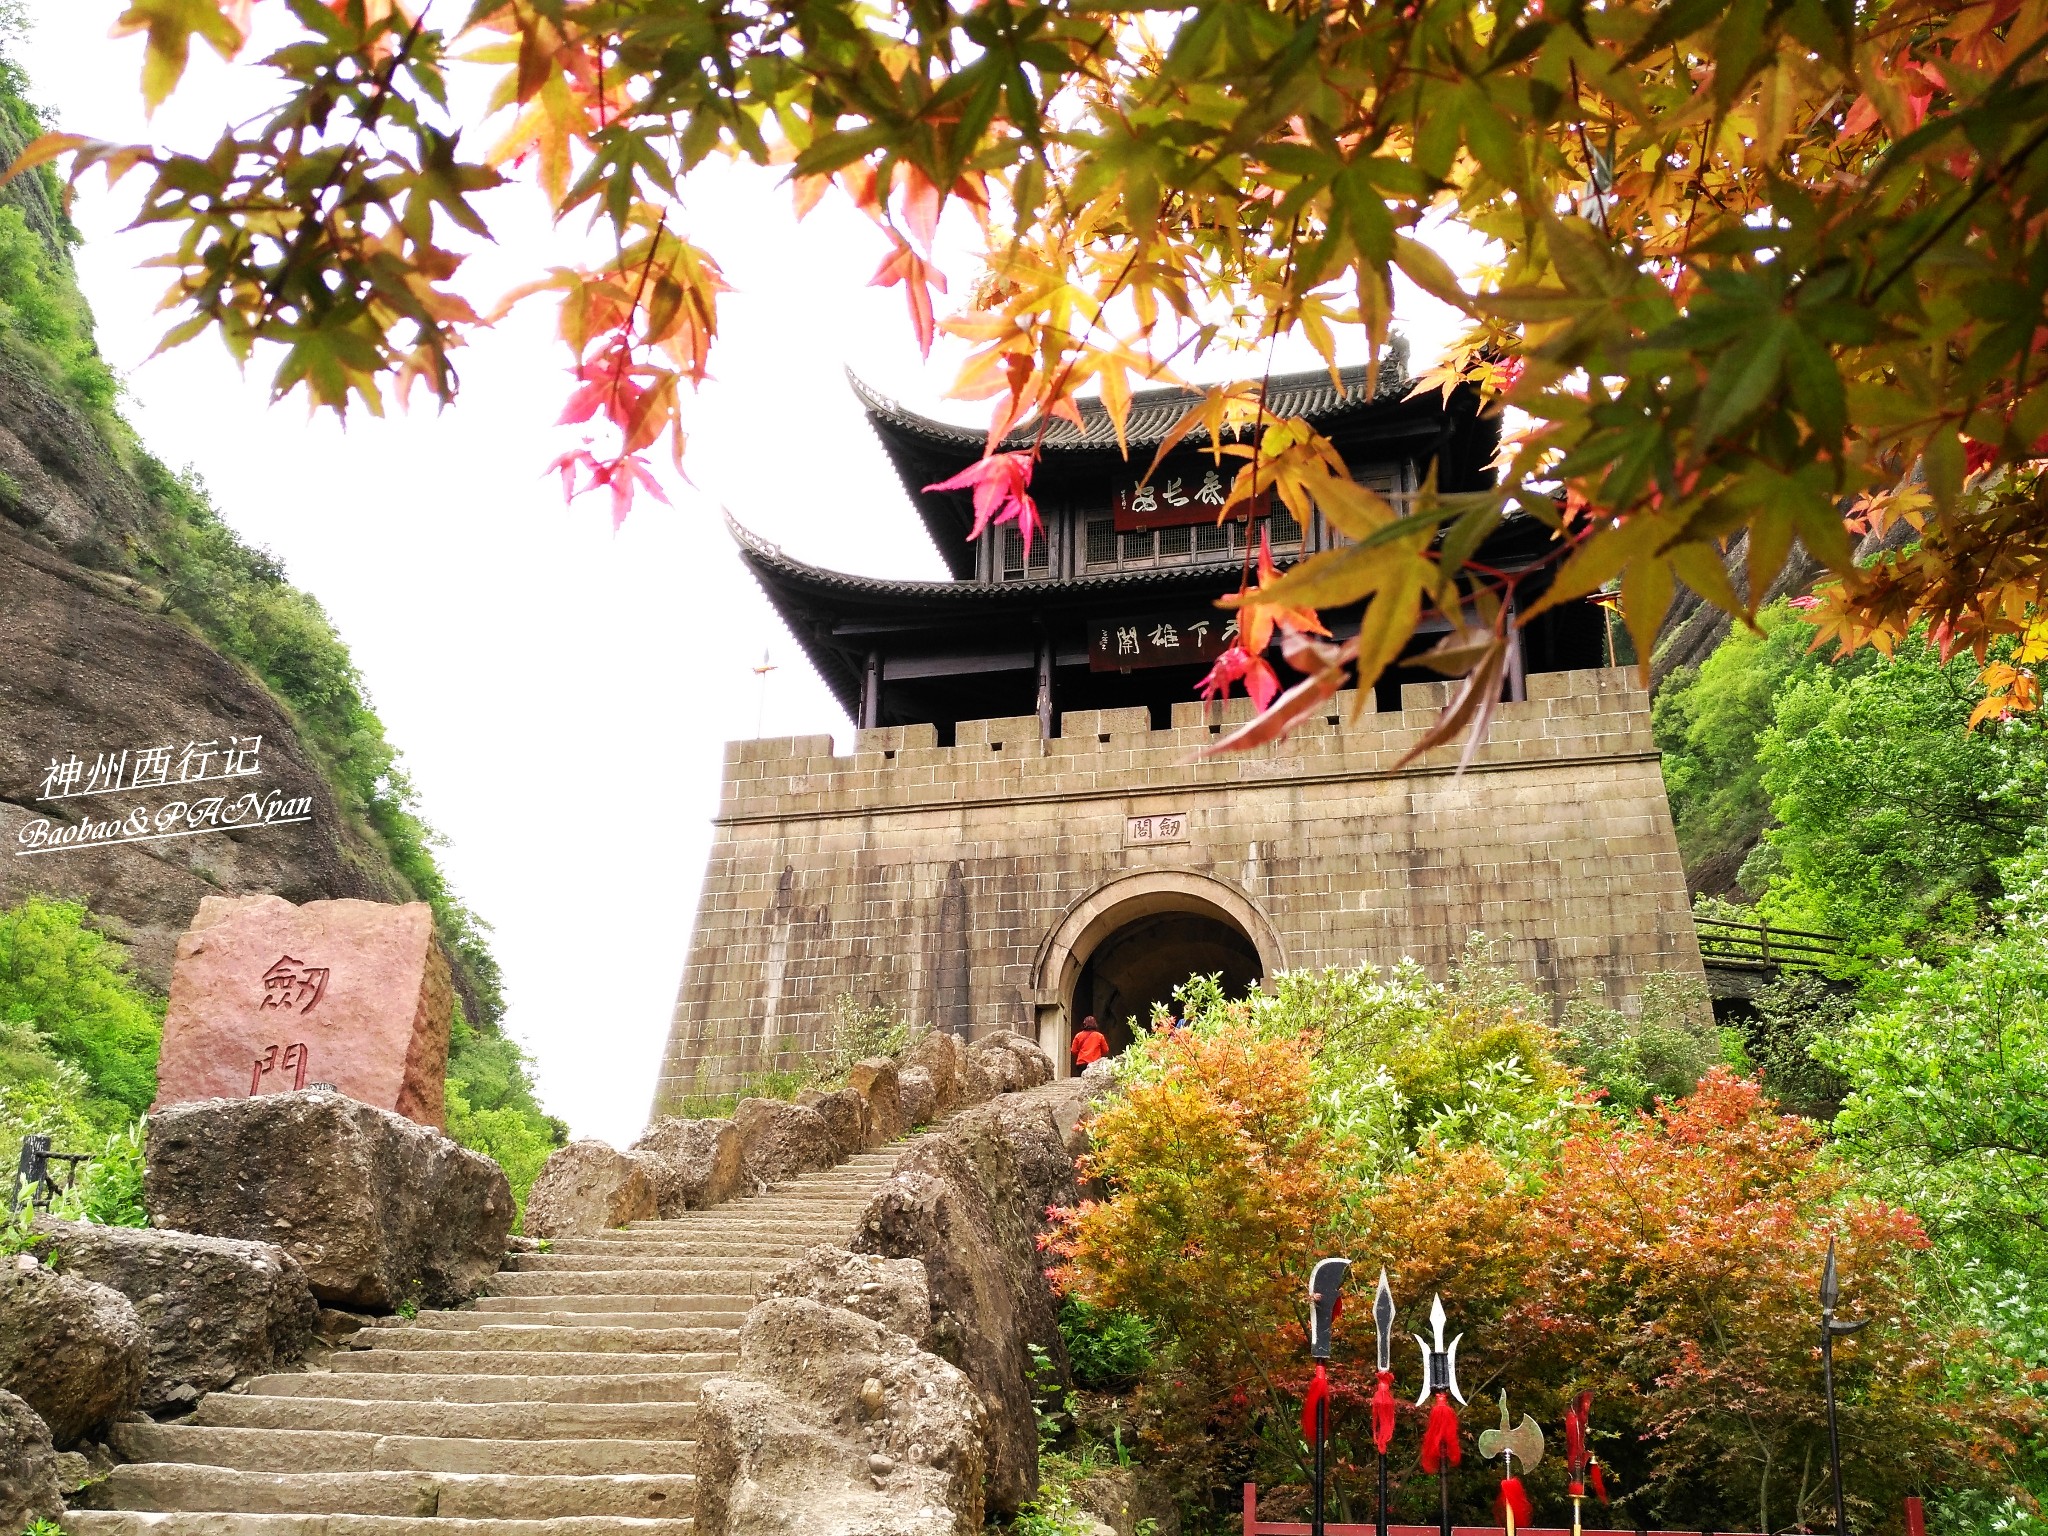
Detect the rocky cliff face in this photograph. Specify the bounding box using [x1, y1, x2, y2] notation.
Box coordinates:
[0, 74, 492, 1015]
[0, 348, 421, 989]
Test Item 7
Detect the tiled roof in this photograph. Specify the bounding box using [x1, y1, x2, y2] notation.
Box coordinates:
[725, 509, 1253, 603]
[849, 350, 1412, 454]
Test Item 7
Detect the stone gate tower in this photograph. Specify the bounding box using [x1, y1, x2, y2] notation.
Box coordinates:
[651, 365, 1703, 1112]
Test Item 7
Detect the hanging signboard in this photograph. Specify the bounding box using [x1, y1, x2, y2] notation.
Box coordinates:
[1112, 455, 1273, 532]
[1088, 615, 1239, 671]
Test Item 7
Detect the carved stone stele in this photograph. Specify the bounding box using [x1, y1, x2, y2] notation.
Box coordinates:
[154, 893, 451, 1128]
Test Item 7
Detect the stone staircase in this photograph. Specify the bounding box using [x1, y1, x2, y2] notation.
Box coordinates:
[65, 1147, 910, 1536]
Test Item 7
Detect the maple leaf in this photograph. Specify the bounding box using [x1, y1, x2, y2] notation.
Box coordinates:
[923, 452, 1042, 562]
[871, 237, 948, 358]
[1221, 528, 1332, 657]
[548, 447, 670, 530]
[113, 0, 249, 112]
[1197, 645, 1281, 712]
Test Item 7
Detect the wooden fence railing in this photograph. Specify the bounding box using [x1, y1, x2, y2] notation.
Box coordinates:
[1694, 916, 1841, 974]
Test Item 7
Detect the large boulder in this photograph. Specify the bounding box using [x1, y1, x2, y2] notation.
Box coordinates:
[632, 1117, 749, 1215]
[967, 1030, 1055, 1095]
[762, 1246, 933, 1345]
[904, 1032, 967, 1116]
[145, 1090, 512, 1311]
[845, 1059, 905, 1144]
[0, 1389, 62, 1533]
[32, 1220, 316, 1411]
[805, 1088, 874, 1162]
[850, 1094, 1079, 1515]
[897, 1067, 937, 1130]
[524, 1141, 660, 1238]
[0, 1256, 146, 1446]
[730, 1097, 839, 1185]
[694, 1297, 987, 1536]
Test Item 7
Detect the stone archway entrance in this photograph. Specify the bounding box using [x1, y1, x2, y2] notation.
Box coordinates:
[1030, 872, 1285, 1074]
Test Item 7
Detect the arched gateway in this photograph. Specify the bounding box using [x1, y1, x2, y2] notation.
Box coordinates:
[1031, 872, 1283, 1068]
[650, 365, 1705, 1113]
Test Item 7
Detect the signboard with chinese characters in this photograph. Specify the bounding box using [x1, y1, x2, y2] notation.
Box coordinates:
[1113, 455, 1272, 532]
[1124, 811, 1191, 846]
[1089, 615, 1239, 672]
[15, 730, 313, 859]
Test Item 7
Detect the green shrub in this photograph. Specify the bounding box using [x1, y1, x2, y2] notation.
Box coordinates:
[1058, 1296, 1154, 1391]
[0, 899, 162, 1133]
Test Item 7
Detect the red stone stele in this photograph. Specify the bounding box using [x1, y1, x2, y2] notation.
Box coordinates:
[153, 894, 452, 1128]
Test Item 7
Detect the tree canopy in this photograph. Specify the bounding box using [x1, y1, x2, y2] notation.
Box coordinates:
[8, 0, 2048, 742]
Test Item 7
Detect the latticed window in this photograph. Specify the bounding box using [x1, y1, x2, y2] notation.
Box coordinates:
[1158, 524, 1192, 557]
[1085, 519, 1116, 567]
[1269, 505, 1303, 545]
[1195, 520, 1230, 552]
[998, 526, 1050, 580]
[1122, 528, 1155, 561]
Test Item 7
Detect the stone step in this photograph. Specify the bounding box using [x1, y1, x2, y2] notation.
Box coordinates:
[471, 1295, 753, 1318]
[244, 1373, 704, 1406]
[61, 1512, 693, 1536]
[194, 1397, 696, 1439]
[487, 1270, 765, 1298]
[405, 1310, 748, 1333]
[526, 1238, 814, 1260]
[330, 1350, 732, 1379]
[359, 1325, 737, 1356]
[504, 1254, 788, 1275]
[77, 1466, 695, 1521]
[109, 1424, 695, 1477]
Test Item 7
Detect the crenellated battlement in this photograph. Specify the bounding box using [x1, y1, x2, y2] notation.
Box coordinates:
[715, 667, 1654, 823]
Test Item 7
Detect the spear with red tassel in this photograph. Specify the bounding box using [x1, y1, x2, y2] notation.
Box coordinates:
[1478, 1390, 1544, 1536]
[1563, 1389, 1611, 1536]
[1371, 1271, 1398, 1536]
[1413, 1294, 1467, 1536]
[1305, 1258, 1352, 1536]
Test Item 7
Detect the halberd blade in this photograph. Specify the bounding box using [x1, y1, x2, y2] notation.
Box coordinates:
[1820, 1236, 1840, 1312]
[1445, 1331, 1466, 1405]
[1374, 1270, 1395, 1373]
[1413, 1333, 1432, 1407]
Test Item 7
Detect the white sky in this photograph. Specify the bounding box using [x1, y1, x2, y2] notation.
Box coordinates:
[10, 2, 1467, 1144]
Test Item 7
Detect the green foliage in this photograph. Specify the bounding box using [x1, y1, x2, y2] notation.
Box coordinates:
[1820, 842, 2048, 1274]
[1752, 640, 2048, 961]
[1653, 606, 1853, 886]
[0, 899, 162, 1134]
[826, 992, 916, 1082]
[51, 1121, 149, 1228]
[1738, 973, 1854, 1122]
[1206, 935, 1580, 1178]
[1558, 970, 1733, 1114]
[443, 1004, 567, 1226]
[21, 1519, 69, 1536]
[1058, 1296, 1154, 1392]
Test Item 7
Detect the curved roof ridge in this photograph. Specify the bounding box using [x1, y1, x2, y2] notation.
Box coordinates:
[850, 350, 1412, 454]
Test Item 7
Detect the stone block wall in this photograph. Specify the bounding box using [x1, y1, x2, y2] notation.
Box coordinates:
[652, 667, 1702, 1113]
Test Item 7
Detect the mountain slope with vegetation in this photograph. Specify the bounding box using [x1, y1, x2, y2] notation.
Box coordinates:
[0, 30, 561, 1209]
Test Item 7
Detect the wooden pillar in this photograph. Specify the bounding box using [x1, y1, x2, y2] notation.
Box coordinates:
[860, 651, 881, 730]
[1036, 638, 1055, 740]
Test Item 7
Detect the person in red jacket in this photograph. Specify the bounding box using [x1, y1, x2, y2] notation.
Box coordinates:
[1070, 1016, 1111, 1072]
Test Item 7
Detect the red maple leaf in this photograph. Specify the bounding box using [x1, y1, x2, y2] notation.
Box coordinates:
[923, 451, 1042, 562]
[1197, 644, 1281, 711]
[547, 447, 671, 530]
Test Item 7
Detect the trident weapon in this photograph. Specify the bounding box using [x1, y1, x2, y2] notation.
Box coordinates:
[1820, 1238, 1870, 1536]
[1413, 1294, 1467, 1536]
[1306, 1258, 1352, 1536]
[1478, 1390, 1544, 1536]
[1371, 1272, 1398, 1536]
[1562, 1390, 1610, 1536]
